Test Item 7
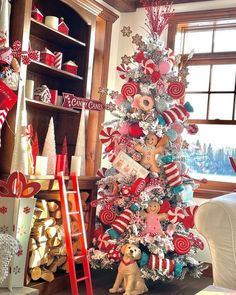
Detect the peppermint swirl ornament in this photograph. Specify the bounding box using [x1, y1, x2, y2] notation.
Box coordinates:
[173, 235, 191, 255]
[99, 208, 117, 225]
[99, 127, 120, 147]
[116, 63, 131, 80]
[168, 207, 185, 224]
[167, 81, 185, 99]
[121, 82, 139, 98]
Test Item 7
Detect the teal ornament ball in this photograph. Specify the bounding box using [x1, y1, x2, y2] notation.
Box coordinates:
[171, 185, 184, 194]
[161, 154, 173, 164]
[129, 204, 140, 212]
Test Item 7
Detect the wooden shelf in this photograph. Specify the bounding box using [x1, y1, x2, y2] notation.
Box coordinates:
[31, 18, 86, 48]
[26, 98, 81, 114]
[28, 60, 83, 81]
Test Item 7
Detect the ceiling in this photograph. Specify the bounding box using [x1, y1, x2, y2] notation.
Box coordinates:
[102, 0, 214, 12]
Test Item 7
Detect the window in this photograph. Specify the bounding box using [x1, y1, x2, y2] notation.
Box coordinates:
[168, 8, 236, 196]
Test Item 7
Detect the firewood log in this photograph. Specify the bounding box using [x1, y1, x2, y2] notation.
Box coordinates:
[48, 236, 61, 248]
[36, 200, 49, 218]
[30, 266, 42, 280]
[47, 201, 59, 212]
[51, 209, 62, 219]
[29, 249, 41, 268]
[46, 225, 58, 239]
[40, 268, 55, 282]
[29, 238, 38, 251]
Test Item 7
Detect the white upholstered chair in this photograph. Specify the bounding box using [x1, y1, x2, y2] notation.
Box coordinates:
[195, 193, 236, 291]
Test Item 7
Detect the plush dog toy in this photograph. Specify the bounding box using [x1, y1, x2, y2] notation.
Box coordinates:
[109, 243, 148, 295]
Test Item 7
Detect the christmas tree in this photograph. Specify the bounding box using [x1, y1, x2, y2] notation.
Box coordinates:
[89, 0, 207, 284]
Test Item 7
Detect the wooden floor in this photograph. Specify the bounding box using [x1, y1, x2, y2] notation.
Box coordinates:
[54, 269, 213, 295]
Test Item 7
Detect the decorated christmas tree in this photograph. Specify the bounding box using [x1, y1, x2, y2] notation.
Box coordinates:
[89, 0, 207, 286]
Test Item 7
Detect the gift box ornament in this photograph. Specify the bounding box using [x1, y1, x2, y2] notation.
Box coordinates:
[31, 6, 43, 23]
[40, 48, 55, 66]
[0, 171, 40, 288]
[62, 60, 78, 75]
[58, 17, 69, 35]
[34, 85, 51, 103]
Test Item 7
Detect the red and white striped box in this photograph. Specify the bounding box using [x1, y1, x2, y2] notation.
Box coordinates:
[54, 51, 63, 69]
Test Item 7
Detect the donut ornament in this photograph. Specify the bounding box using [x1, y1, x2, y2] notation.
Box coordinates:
[138, 95, 154, 112]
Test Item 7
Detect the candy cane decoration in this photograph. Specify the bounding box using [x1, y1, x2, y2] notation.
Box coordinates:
[111, 209, 133, 234]
[164, 162, 182, 187]
[162, 104, 190, 125]
[54, 51, 63, 69]
[148, 254, 175, 275]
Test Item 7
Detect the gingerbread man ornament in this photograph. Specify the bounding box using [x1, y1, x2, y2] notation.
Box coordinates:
[141, 200, 168, 236]
[134, 132, 168, 173]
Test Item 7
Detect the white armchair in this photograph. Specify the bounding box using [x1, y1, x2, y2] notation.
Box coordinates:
[195, 193, 236, 290]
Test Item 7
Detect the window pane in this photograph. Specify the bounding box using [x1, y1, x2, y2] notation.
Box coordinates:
[183, 124, 236, 182]
[187, 65, 210, 91]
[209, 94, 234, 120]
[211, 64, 236, 91]
[185, 94, 208, 119]
[214, 28, 236, 52]
[183, 30, 213, 53]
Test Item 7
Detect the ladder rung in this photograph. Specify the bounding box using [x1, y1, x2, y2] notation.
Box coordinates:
[73, 253, 84, 260]
[66, 191, 77, 194]
[71, 232, 82, 238]
[69, 211, 80, 215]
[76, 276, 88, 283]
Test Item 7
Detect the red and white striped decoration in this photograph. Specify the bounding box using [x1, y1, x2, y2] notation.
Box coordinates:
[168, 207, 185, 224]
[116, 63, 131, 80]
[99, 127, 120, 147]
[111, 208, 133, 234]
[148, 254, 175, 275]
[141, 59, 156, 75]
[163, 162, 182, 187]
[0, 108, 9, 146]
[97, 233, 114, 252]
[162, 104, 189, 125]
[54, 51, 63, 69]
[182, 205, 199, 229]
[96, 167, 107, 178]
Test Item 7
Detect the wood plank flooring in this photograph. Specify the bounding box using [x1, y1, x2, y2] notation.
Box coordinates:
[54, 269, 213, 295]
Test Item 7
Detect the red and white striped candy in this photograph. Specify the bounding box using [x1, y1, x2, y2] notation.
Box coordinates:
[167, 81, 185, 99]
[97, 233, 111, 251]
[116, 63, 131, 80]
[184, 205, 198, 218]
[99, 127, 120, 147]
[121, 82, 139, 98]
[182, 205, 199, 228]
[96, 167, 107, 178]
[99, 208, 117, 225]
[167, 48, 175, 65]
[54, 51, 63, 69]
[164, 162, 182, 187]
[107, 149, 116, 162]
[141, 59, 156, 75]
[162, 104, 189, 125]
[111, 209, 133, 234]
[168, 207, 185, 224]
[173, 235, 191, 255]
[148, 254, 175, 275]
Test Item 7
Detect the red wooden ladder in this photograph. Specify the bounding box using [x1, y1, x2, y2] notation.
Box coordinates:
[57, 172, 93, 295]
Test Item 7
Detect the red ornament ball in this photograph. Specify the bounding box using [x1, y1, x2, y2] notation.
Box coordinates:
[128, 123, 143, 138]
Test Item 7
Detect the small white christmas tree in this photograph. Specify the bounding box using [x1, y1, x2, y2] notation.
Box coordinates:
[42, 117, 56, 175]
[10, 85, 28, 174]
[74, 103, 86, 176]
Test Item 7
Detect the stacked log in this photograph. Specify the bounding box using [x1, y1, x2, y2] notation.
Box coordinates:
[27, 195, 90, 284]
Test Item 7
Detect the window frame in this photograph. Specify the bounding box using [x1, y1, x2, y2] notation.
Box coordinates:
[167, 8, 236, 198]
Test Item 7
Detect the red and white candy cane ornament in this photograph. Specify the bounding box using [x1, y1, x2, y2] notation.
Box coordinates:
[141, 58, 156, 75]
[167, 48, 175, 65]
[162, 104, 190, 125]
[99, 208, 117, 225]
[164, 162, 182, 187]
[116, 63, 131, 80]
[148, 254, 175, 275]
[54, 51, 63, 69]
[173, 235, 191, 255]
[99, 127, 120, 147]
[121, 82, 139, 98]
[168, 207, 185, 224]
[111, 208, 133, 234]
[167, 81, 185, 99]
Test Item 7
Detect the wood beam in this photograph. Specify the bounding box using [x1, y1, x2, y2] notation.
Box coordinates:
[103, 0, 137, 12]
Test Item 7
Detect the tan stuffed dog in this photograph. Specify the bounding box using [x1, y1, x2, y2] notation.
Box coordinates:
[109, 244, 148, 295]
